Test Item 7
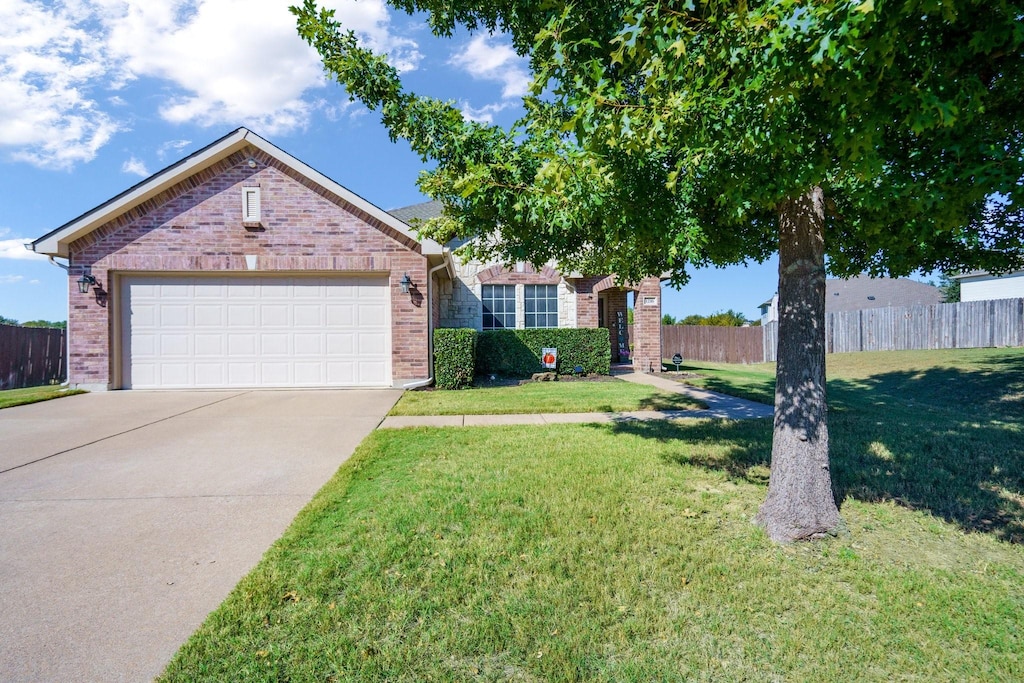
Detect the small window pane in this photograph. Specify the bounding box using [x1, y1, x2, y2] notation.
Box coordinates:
[524, 284, 558, 328]
[483, 284, 516, 329]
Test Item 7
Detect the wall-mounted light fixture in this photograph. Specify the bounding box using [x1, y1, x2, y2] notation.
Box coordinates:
[77, 273, 98, 294]
[399, 272, 412, 294]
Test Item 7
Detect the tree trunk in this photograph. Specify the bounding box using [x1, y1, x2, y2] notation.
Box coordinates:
[755, 186, 842, 542]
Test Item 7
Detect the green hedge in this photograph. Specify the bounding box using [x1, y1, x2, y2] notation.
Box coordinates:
[434, 328, 477, 390]
[476, 328, 610, 377]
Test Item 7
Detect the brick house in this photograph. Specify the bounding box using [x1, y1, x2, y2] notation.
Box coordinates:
[31, 128, 662, 390]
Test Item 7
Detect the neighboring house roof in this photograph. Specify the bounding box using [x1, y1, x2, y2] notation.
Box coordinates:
[952, 269, 1024, 280]
[388, 199, 443, 224]
[825, 276, 943, 312]
[32, 128, 445, 259]
[760, 276, 944, 316]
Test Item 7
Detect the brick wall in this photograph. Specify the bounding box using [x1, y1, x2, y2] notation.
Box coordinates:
[67, 146, 429, 388]
[633, 277, 663, 373]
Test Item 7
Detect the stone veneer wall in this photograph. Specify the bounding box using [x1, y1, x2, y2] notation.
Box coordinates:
[67, 145, 430, 389]
[440, 259, 577, 331]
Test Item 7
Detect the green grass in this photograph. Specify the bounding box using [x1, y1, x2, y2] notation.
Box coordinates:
[161, 348, 1024, 682]
[0, 384, 85, 409]
[390, 379, 705, 416]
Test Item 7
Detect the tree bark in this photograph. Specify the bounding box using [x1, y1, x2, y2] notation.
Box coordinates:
[755, 185, 842, 542]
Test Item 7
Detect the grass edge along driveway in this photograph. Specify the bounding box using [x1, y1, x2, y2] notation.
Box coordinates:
[0, 385, 85, 410]
[160, 347, 1024, 682]
[390, 378, 705, 416]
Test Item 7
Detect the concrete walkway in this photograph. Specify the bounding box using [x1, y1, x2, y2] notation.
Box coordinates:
[378, 371, 773, 429]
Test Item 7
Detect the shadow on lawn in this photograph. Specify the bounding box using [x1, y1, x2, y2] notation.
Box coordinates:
[594, 352, 1024, 543]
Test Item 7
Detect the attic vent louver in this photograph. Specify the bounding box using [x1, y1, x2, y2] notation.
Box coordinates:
[242, 186, 261, 224]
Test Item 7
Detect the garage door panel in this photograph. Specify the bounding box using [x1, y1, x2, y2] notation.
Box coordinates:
[294, 333, 322, 355]
[326, 333, 354, 355]
[261, 305, 290, 327]
[160, 334, 190, 356]
[228, 305, 257, 326]
[358, 332, 387, 353]
[125, 275, 391, 388]
[293, 305, 322, 327]
[261, 333, 290, 355]
[159, 283, 190, 297]
[261, 362, 291, 385]
[326, 304, 354, 326]
[194, 334, 223, 356]
[228, 334, 257, 356]
[194, 305, 224, 327]
[194, 363, 224, 386]
[160, 363, 190, 387]
[228, 363, 257, 385]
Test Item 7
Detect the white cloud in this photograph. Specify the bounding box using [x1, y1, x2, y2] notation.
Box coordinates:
[0, 1, 121, 169]
[0, 237, 47, 261]
[121, 155, 149, 176]
[29, 279, 40, 285]
[0, 274, 25, 284]
[157, 138, 192, 160]
[458, 100, 516, 124]
[449, 34, 531, 100]
[0, 0, 420, 168]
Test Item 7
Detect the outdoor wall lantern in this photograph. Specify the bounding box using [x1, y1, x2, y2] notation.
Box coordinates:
[399, 272, 412, 294]
[77, 273, 98, 294]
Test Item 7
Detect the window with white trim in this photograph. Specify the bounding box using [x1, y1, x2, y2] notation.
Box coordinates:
[525, 284, 559, 328]
[482, 284, 516, 329]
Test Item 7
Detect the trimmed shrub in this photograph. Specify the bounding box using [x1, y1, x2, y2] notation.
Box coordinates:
[434, 328, 477, 389]
[476, 328, 610, 377]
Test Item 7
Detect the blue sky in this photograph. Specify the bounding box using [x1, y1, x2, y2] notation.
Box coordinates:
[0, 0, 779, 325]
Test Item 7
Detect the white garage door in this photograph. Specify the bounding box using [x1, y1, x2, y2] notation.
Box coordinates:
[123, 275, 391, 389]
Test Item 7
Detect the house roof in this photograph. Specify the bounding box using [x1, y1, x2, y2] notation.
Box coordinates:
[951, 269, 1024, 280]
[825, 276, 943, 312]
[388, 199, 443, 224]
[31, 128, 445, 259]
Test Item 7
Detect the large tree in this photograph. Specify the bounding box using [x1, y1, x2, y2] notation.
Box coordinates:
[295, 0, 1024, 541]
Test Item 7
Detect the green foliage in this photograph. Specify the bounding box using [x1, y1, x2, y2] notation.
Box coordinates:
[21, 320, 66, 329]
[679, 310, 750, 327]
[0, 315, 17, 326]
[294, 0, 1023, 283]
[661, 313, 677, 325]
[938, 273, 962, 303]
[476, 328, 610, 377]
[433, 328, 476, 390]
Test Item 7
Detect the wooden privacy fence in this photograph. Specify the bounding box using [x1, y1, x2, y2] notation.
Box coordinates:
[662, 324, 766, 364]
[659, 298, 1023, 365]
[0, 324, 66, 390]
[760, 297, 1024, 361]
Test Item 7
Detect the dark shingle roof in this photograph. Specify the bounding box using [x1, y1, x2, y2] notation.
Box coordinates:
[388, 200, 443, 225]
[826, 276, 943, 313]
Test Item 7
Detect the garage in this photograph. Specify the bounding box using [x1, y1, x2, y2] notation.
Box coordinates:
[122, 275, 391, 389]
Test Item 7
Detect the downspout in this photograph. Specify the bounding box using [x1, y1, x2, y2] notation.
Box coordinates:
[402, 259, 451, 389]
[41, 251, 71, 386]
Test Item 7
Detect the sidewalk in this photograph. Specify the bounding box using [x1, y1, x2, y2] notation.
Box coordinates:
[377, 370, 774, 429]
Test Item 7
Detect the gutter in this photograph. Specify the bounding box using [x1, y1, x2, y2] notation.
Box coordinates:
[402, 255, 452, 390]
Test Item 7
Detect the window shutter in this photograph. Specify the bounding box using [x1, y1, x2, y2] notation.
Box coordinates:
[242, 187, 261, 223]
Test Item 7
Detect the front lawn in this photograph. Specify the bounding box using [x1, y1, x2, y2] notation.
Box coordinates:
[0, 384, 85, 410]
[390, 378, 706, 416]
[162, 420, 1023, 681]
[161, 347, 1024, 681]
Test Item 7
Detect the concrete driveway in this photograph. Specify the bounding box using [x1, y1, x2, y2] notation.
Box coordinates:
[0, 389, 400, 683]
